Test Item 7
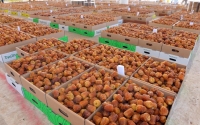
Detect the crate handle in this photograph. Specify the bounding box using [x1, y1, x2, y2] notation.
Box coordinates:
[12, 82, 16, 87]
[169, 58, 176, 61]
[21, 53, 24, 56]
[84, 32, 88, 34]
[59, 109, 68, 117]
[127, 17, 131, 18]
[123, 46, 128, 48]
[32, 99, 38, 105]
[146, 43, 152, 46]
[10, 71, 14, 77]
[63, 22, 65, 24]
[144, 51, 150, 54]
[53, 20, 56, 22]
[105, 41, 109, 43]
[84, 26, 87, 28]
[59, 123, 62, 125]
[62, 27, 64, 28]
[29, 87, 36, 94]
[72, 24, 75, 26]
[125, 38, 130, 41]
[172, 49, 179, 53]
[107, 34, 111, 37]
[73, 29, 76, 31]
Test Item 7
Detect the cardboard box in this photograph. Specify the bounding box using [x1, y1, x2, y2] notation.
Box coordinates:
[85, 77, 176, 125]
[173, 26, 200, 34]
[149, 21, 173, 29]
[116, 34, 138, 46]
[136, 16, 152, 23]
[101, 31, 119, 41]
[161, 43, 193, 59]
[5, 73, 24, 96]
[79, 23, 107, 31]
[0, 38, 36, 63]
[136, 46, 160, 58]
[159, 51, 190, 66]
[20, 57, 92, 105]
[5, 49, 67, 85]
[139, 39, 163, 52]
[46, 66, 128, 125]
[37, 30, 65, 40]
[16, 47, 29, 57]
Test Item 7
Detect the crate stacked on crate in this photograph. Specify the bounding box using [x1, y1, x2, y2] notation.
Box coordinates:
[99, 22, 199, 66]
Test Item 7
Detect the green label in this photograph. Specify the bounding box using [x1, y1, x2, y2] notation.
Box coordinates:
[58, 36, 68, 42]
[16, 54, 20, 59]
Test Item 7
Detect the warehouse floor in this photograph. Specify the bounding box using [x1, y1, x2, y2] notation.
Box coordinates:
[0, 32, 200, 125]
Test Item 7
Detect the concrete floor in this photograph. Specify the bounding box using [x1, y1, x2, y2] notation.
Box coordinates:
[0, 31, 200, 125]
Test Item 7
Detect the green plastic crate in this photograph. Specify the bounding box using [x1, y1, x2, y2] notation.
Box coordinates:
[58, 36, 68, 42]
[99, 37, 116, 46]
[116, 41, 136, 52]
[33, 18, 39, 23]
[50, 22, 59, 29]
[80, 29, 95, 37]
[69, 26, 80, 34]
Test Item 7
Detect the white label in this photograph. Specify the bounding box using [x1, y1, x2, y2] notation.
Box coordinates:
[95, 27, 107, 36]
[136, 12, 139, 16]
[108, 4, 110, 6]
[1, 51, 17, 62]
[81, 15, 83, 18]
[50, 10, 52, 13]
[66, 4, 68, 6]
[128, 7, 130, 11]
[17, 26, 20, 31]
[190, 22, 194, 25]
[153, 28, 157, 33]
[94, 5, 96, 8]
[46, 2, 48, 4]
[180, 15, 183, 20]
[117, 65, 125, 76]
[191, 10, 194, 14]
[30, 5, 33, 8]
[118, 19, 123, 24]
[109, 24, 118, 28]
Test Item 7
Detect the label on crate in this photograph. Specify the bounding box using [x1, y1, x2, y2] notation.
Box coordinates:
[81, 15, 83, 19]
[30, 5, 33, 8]
[117, 65, 125, 76]
[190, 22, 194, 26]
[66, 4, 68, 6]
[50, 10, 52, 13]
[153, 28, 157, 33]
[17, 26, 20, 31]
[128, 7, 130, 11]
[180, 15, 183, 20]
[27, 17, 33, 22]
[95, 27, 107, 36]
[39, 20, 50, 26]
[109, 24, 119, 28]
[94, 5, 96, 8]
[118, 19, 123, 24]
[136, 12, 139, 16]
[108, 4, 110, 6]
[0, 51, 17, 63]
